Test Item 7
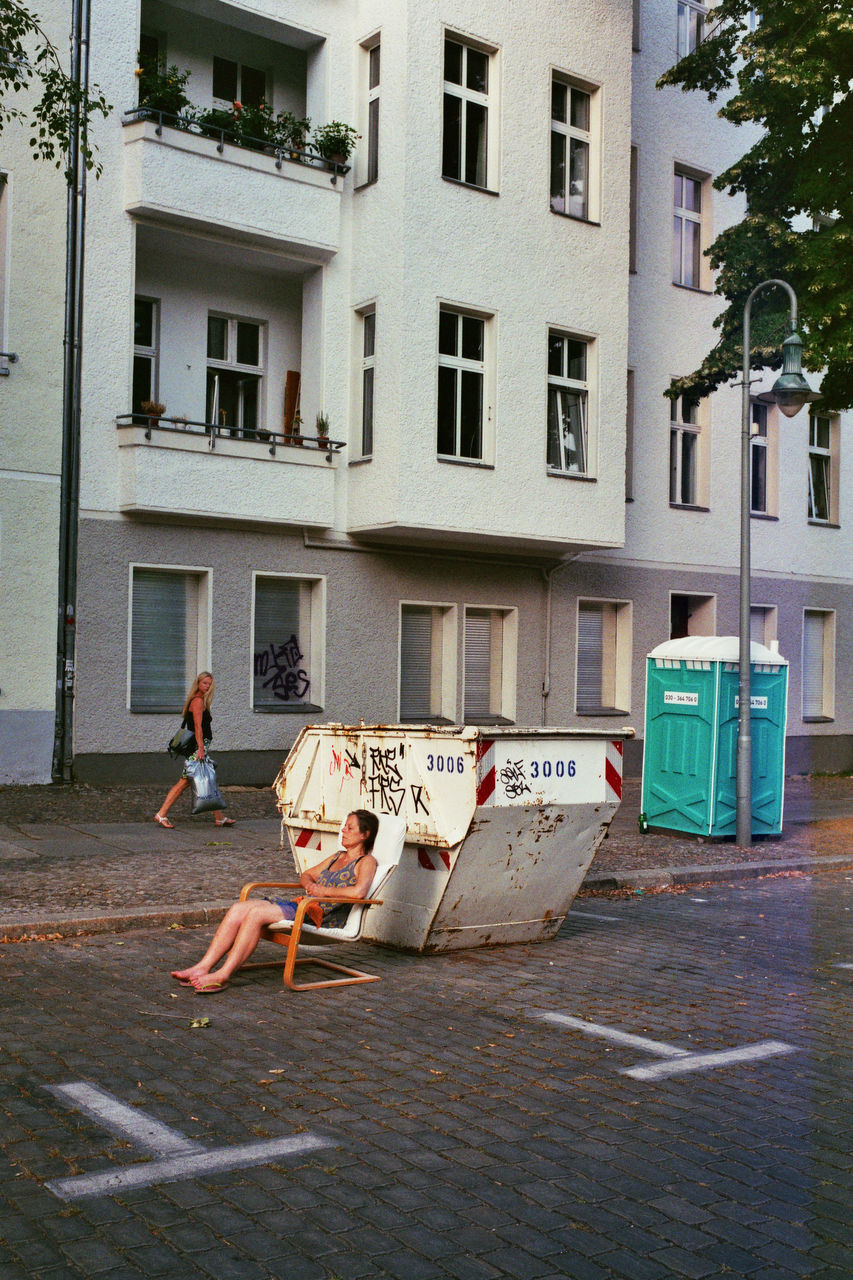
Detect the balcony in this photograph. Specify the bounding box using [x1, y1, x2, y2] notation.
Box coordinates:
[122, 114, 343, 262]
[116, 415, 343, 528]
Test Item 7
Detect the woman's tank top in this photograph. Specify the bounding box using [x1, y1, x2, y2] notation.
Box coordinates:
[182, 701, 212, 741]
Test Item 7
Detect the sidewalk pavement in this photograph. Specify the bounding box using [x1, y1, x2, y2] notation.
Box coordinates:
[1, 774, 851, 941]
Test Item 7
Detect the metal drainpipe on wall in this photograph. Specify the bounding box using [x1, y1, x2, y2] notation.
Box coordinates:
[541, 555, 579, 726]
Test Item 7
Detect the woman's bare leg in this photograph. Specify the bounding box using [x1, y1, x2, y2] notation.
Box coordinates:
[172, 900, 259, 982]
[156, 776, 189, 821]
[190, 902, 284, 990]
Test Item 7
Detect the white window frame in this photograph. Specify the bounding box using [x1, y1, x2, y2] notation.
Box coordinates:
[398, 602, 457, 722]
[673, 166, 708, 289]
[677, 0, 706, 58]
[437, 303, 493, 464]
[133, 295, 160, 417]
[802, 608, 835, 721]
[463, 606, 517, 724]
[669, 592, 716, 639]
[750, 400, 779, 517]
[206, 311, 266, 439]
[808, 412, 839, 525]
[547, 329, 594, 477]
[358, 306, 376, 458]
[441, 31, 499, 191]
[549, 72, 600, 223]
[575, 599, 632, 715]
[356, 35, 381, 187]
[669, 387, 707, 507]
[127, 563, 211, 712]
[250, 572, 325, 712]
[750, 604, 777, 649]
[212, 56, 267, 108]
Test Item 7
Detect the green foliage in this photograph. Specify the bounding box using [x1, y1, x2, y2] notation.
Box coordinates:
[136, 60, 192, 118]
[313, 120, 359, 160]
[658, 1, 853, 410]
[0, 0, 111, 178]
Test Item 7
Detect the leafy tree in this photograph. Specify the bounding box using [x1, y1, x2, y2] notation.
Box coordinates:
[659, 1, 853, 410]
[0, 0, 110, 177]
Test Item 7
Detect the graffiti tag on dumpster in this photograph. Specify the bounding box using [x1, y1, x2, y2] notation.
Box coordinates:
[498, 759, 532, 800]
[365, 746, 406, 815]
[254, 636, 310, 703]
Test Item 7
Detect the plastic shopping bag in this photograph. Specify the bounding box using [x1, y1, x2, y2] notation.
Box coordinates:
[184, 755, 227, 815]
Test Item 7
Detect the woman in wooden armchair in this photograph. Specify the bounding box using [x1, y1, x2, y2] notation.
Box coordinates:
[170, 809, 379, 993]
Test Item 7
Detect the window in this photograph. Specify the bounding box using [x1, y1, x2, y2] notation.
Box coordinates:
[629, 146, 639, 272]
[670, 592, 715, 639]
[802, 609, 835, 721]
[550, 77, 596, 221]
[463, 608, 517, 723]
[576, 601, 632, 714]
[206, 313, 264, 438]
[669, 388, 703, 506]
[399, 604, 456, 721]
[130, 567, 208, 711]
[212, 57, 266, 107]
[750, 605, 777, 649]
[625, 368, 635, 501]
[750, 401, 769, 514]
[362, 40, 380, 185]
[360, 309, 375, 457]
[673, 168, 704, 288]
[132, 297, 159, 418]
[547, 331, 589, 475]
[252, 575, 324, 711]
[442, 36, 493, 189]
[676, 0, 706, 58]
[808, 413, 838, 524]
[437, 307, 488, 460]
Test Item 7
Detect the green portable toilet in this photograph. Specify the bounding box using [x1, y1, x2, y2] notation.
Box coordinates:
[642, 636, 788, 837]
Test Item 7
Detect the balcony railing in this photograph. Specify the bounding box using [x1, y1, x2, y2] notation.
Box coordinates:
[116, 413, 345, 462]
[122, 108, 351, 185]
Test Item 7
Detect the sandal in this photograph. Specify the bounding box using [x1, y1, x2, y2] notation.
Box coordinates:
[215, 817, 235, 827]
[154, 813, 174, 829]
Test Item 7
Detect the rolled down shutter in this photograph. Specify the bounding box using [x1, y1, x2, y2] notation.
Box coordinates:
[464, 611, 492, 720]
[576, 604, 603, 713]
[802, 611, 825, 718]
[400, 607, 433, 718]
[131, 570, 189, 711]
[253, 578, 310, 707]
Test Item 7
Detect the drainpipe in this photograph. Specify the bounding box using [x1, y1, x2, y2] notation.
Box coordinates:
[541, 555, 579, 725]
[52, 0, 91, 781]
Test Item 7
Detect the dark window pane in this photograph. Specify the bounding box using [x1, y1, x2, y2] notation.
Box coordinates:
[459, 369, 483, 458]
[132, 355, 153, 415]
[550, 129, 566, 211]
[444, 39, 463, 85]
[565, 338, 586, 381]
[466, 47, 488, 93]
[437, 365, 457, 454]
[751, 402, 767, 436]
[139, 32, 160, 75]
[751, 440, 767, 512]
[439, 310, 458, 356]
[570, 88, 590, 131]
[551, 79, 567, 123]
[669, 429, 679, 503]
[684, 175, 701, 212]
[368, 43, 380, 89]
[464, 100, 487, 186]
[681, 393, 699, 424]
[367, 96, 379, 183]
[213, 56, 238, 101]
[362, 366, 374, 454]
[134, 298, 154, 348]
[207, 315, 227, 361]
[241, 65, 266, 107]
[569, 137, 588, 218]
[680, 431, 696, 504]
[236, 321, 260, 366]
[254, 578, 310, 707]
[548, 333, 564, 377]
[241, 376, 259, 434]
[442, 93, 462, 180]
[363, 310, 375, 358]
[461, 315, 483, 362]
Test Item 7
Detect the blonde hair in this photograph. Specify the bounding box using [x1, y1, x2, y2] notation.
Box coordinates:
[183, 671, 214, 717]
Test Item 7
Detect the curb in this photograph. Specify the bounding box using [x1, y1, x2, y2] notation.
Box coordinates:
[0, 902, 231, 943]
[581, 854, 853, 893]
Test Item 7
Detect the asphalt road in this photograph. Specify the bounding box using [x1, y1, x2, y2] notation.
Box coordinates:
[1, 869, 851, 1278]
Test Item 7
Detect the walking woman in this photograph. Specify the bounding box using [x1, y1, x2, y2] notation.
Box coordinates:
[154, 671, 234, 829]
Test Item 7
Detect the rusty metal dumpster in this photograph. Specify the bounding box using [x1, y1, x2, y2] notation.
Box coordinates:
[272, 724, 633, 953]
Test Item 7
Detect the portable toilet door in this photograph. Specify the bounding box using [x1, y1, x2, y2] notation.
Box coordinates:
[713, 645, 788, 836]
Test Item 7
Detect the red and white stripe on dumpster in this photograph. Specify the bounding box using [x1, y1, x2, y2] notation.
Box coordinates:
[294, 828, 323, 854]
[417, 847, 451, 872]
[476, 737, 496, 805]
[605, 739, 623, 802]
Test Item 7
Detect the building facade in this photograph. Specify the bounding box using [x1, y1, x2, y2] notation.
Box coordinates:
[1, 0, 850, 785]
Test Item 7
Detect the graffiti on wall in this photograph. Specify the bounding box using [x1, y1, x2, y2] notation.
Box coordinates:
[254, 634, 310, 703]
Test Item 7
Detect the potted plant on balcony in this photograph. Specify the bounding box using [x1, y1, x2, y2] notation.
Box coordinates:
[276, 111, 312, 161]
[284, 412, 304, 446]
[313, 121, 359, 166]
[135, 61, 193, 127]
[140, 399, 166, 430]
[315, 411, 330, 442]
[196, 104, 239, 143]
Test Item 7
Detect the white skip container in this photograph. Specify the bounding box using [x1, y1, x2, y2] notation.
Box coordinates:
[272, 724, 633, 953]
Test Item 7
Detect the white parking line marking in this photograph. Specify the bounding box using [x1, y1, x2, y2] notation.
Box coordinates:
[621, 1040, 795, 1081]
[44, 1081, 334, 1200]
[832, 962, 853, 970]
[567, 910, 621, 923]
[47, 1083, 203, 1157]
[535, 1012, 688, 1059]
[45, 1134, 333, 1201]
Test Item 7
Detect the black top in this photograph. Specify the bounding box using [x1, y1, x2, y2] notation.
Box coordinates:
[182, 701, 213, 742]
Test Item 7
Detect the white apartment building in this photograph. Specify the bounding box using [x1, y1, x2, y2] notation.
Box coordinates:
[1, 0, 849, 786]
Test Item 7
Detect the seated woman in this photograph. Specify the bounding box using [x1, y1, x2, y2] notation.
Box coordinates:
[171, 809, 379, 993]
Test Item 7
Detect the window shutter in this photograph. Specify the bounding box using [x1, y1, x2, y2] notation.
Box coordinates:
[400, 607, 433, 718]
[802, 612, 824, 718]
[131, 571, 189, 710]
[464, 611, 492, 719]
[576, 604, 603, 713]
[254, 578, 309, 707]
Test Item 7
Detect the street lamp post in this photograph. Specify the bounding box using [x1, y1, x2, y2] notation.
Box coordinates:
[737, 280, 818, 847]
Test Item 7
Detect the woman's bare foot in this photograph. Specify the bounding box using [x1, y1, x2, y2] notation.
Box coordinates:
[171, 965, 209, 984]
[191, 974, 229, 993]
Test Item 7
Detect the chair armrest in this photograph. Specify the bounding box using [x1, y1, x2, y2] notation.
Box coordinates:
[239, 880, 300, 902]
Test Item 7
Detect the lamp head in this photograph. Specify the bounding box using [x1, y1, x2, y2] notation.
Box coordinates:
[769, 330, 820, 418]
